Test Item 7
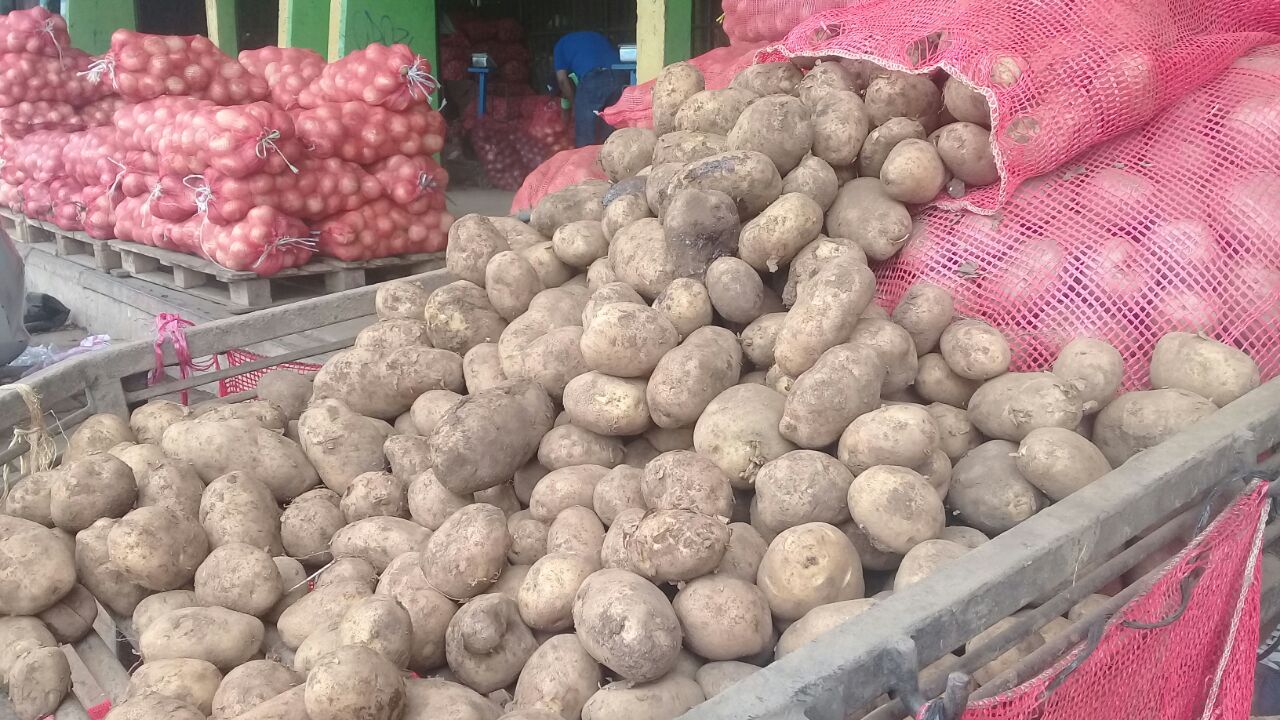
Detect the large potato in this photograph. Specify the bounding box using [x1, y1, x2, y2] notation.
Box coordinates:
[131, 455, 203, 520]
[648, 327, 743, 429]
[858, 117, 927, 178]
[423, 280, 509, 355]
[705, 256, 766, 325]
[645, 163, 684, 216]
[375, 279, 430, 320]
[933, 122, 998, 186]
[1052, 338, 1123, 412]
[377, 552, 458, 672]
[780, 344, 883, 448]
[673, 575, 772, 660]
[653, 278, 713, 340]
[49, 454, 136, 532]
[528, 180, 610, 239]
[194, 542, 283, 617]
[1016, 427, 1111, 501]
[776, 598, 878, 658]
[796, 59, 855, 104]
[430, 381, 553, 494]
[728, 94, 813, 174]
[599, 128, 658, 181]
[140, 606, 264, 670]
[847, 466, 945, 554]
[838, 403, 939, 474]
[664, 150, 783, 219]
[593, 465, 646, 527]
[943, 76, 991, 126]
[916, 353, 982, 408]
[850, 318, 919, 394]
[775, 255, 876, 376]
[880, 138, 947, 204]
[104, 694, 204, 720]
[895, 539, 969, 589]
[485, 252, 544, 322]
[826, 178, 912, 262]
[949, 440, 1044, 534]
[311, 345, 464, 419]
[782, 155, 839, 211]
[755, 451, 854, 532]
[164, 418, 317, 502]
[108, 506, 208, 592]
[444, 593, 538, 693]
[623, 509, 730, 584]
[730, 61, 802, 96]
[562, 372, 651, 437]
[353, 319, 432, 351]
[675, 88, 756, 134]
[510, 326, 587, 402]
[74, 518, 148, 616]
[546, 505, 607, 558]
[580, 302, 679, 377]
[573, 569, 683, 682]
[653, 62, 705, 135]
[1093, 389, 1218, 467]
[661, 188, 740, 278]
[517, 552, 600, 632]
[9, 645, 71, 720]
[277, 580, 372, 649]
[538, 424, 624, 470]
[926, 402, 983, 461]
[528, 465, 609, 522]
[756, 522, 863, 621]
[512, 633, 602, 720]
[891, 283, 954, 355]
[553, 220, 610, 270]
[281, 488, 345, 566]
[939, 319, 1011, 380]
[641, 450, 735, 518]
[601, 193, 652, 241]
[1149, 332, 1260, 407]
[864, 71, 942, 127]
[738, 193, 824, 272]
[739, 312, 787, 369]
[448, 214, 511, 286]
[693, 384, 797, 488]
[36, 584, 97, 643]
[607, 218, 678, 300]
[3, 469, 57, 527]
[126, 658, 222, 715]
[810, 90, 870, 168]
[210, 660, 300, 718]
[338, 595, 414, 667]
[330, 516, 430, 572]
[403, 678, 502, 720]
[341, 471, 409, 522]
[200, 472, 283, 555]
[968, 372, 1085, 442]
[65, 413, 134, 461]
[581, 674, 705, 720]
[297, 399, 387, 496]
[130, 401, 190, 445]
[420, 504, 510, 600]
[305, 645, 406, 720]
[0, 519, 75, 615]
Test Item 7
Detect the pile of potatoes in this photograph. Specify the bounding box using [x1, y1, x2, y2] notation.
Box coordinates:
[0, 56, 1267, 720]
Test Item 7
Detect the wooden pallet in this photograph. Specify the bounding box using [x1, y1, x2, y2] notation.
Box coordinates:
[0, 207, 29, 244]
[106, 238, 445, 311]
[24, 217, 123, 272]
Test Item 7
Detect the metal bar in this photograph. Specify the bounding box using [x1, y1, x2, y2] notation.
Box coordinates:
[683, 377, 1280, 720]
[125, 337, 353, 404]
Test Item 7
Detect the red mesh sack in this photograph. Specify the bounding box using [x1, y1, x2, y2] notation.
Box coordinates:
[0, 181, 20, 211]
[312, 198, 451, 260]
[196, 156, 383, 224]
[238, 46, 326, 109]
[61, 127, 120, 187]
[470, 117, 533, 190]
[292, 101, 446, 165]
[876, 44, 1280, 390]
[722, 0, 863, 43]
[197, 206, 314, 275]
[90, 30, 268, 104]
[759, 0, 1280, 212]
[369, 154, 448, 213]
[297, 44, 439, 111]
[19, 178, 52, 219]
[601, 43, 767, 129]
[113, 96, 212, 152]
[158, 101, 301, 178]
[145, 174, 200, 223]
[80, 185, 117, 240]
[218, 350, 320, 397]
[113, 194, 172, 248]
[0, 50, 108, 107]
[80, 95, 124, 128]
[49, 177, 85, 231]
[0, 100, 81, 137]
[11, 130, 70, 182]
[0, 7, 71, 58]
[510, 145, 607, 213]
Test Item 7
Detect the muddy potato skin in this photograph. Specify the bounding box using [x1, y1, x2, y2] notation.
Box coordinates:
[1016, 427, 1112, 501]
[663, 150, 783, 219]
[943, 76, 991, 127]
[864, 71, 942, 127]
[648, 327, 744, 429]
[754, 451, 854, 534]
[728, 94, 814, 175]
[780, 344, 884, 449]
[652, 130, 730, 165]
[654, 278, 714, 340]
[939, 319, 1011, 381]
[104, 694, 204, 720]
[420, 504, 510, 601]
[661, 188, 740, 278]
[210, 660, 300, 718]
[429, 381, 553, 494]
[448, 214, 512, 286]
[776, 598, 878, 657]
[529, 181, 611, 237]
[108, 506, 209, 592]
[653, 62, 705, 135]
[580, 302, 680, 377]
[775, 256, 876, 377]
[572, 569, 683, 682]
[641, 450, 735, 518]
[811, 90, 871, 168]
[74, 519, 149, 617]
[444, 593, 538, 693]
[693, 384, 797, 489]
[139, 606, 265, 671]
[892, 283, 954, 355]
[600, 128, 658, 181]
[838, 403, 939, 474]
[968, 372, 1085, 442]
[895, 539, 969, 589]
[934, 122, 998, 186]
[199, 471, 284, 556]
[738, 193, 825, 273]
[672, 575, 773, 660]
[125, 658, 222, 715]
[1092, 388, 1218, 467]
[730, 61, 803, 96]
[739, 312, 788, 369]
[782, 155, 840, 210]
[305, 644, 406, 720]
[847, 466, 945, 554]
[517, 552, 600, 632]
[675, 88, 757, 135]
[1148, 331, 1260, 407]
[562, 372, 652, 437]
[880, 138, 948, 204]
[756, 522, 864, 621]
[9, 645, 71, 720]
[826, 178, 913, 262]
[1052, 338, 1123, 412]
[949, 440, 1044, 535]
[49, 454, 137, 533]
[512, 633, 603, 719]
[858, 117, 927, 178]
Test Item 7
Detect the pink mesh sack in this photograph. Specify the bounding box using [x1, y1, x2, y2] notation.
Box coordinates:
[600, 43, 767, 129]
[875, 45, 1280, 390]
[510, 146, 606, 213]
[238, 46, 326, 110]
[760, 0, 1280, 212]
[722, 0, 865, 44]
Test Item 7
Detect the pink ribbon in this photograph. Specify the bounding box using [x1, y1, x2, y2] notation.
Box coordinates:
[149, 313, 220, 405]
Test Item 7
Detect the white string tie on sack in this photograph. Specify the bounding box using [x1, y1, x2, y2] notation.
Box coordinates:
[255, 129, 299, 174]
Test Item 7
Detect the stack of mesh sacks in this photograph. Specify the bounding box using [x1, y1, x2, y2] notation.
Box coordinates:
[467, 96, 573, 190]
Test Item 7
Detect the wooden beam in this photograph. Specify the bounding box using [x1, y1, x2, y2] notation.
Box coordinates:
[63, 0, 136, 56]
[205, 0, 240, 55]
[327, 0, 438, 81]
[636, 0, 665, 83]
[664, 0, 694, 65]
[279, 0, 331, 54]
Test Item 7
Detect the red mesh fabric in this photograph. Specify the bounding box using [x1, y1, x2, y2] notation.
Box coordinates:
[760, 0, 1280, 212]
[237, 46, 326, 110]
[510, 146, 607, 213]
[96, 30, 268, 104]
[956, 482, 1269, 720]
[722, 0, 865, 44]
[0, 7, 71, 58]
[600, 43, 768, 129]
[219, 348, 320, 397]
[296, 44, 438, 111]
[876, 45, 1280, 389]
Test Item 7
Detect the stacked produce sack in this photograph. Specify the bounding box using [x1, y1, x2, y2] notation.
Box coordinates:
[0, 9, 452, 273]
[468, 96, 574, 190]
[439, 15, 531, 84]
[2, 46, 1274, 720]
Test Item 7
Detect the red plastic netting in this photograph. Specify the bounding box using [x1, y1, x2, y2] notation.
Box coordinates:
[0, 7, 71, 58]
[237, 46, 326, 110]
[600, 43, 766, 129]
[759, 0, 1280, 213]
[510, 145, 607, 213]
[953, 481, 1269, 720]
[722, 0, 863, 44]
[875, 45, 1280, 389]
[218, 348, 319, 397]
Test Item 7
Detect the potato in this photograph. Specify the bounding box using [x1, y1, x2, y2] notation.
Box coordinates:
[847, 466, 945, 554]
[601, 194, 652, 241]
[430, 381, 553, 494]
[275, 580, 371, 651]
[372, 279, 428, 321]
[108, 506, 208, 591]
[939, 319, 1011, 381]
[48, 454, 136, 533]
[968, 372, 1085, 442]
[165, 416, 317, 502]
[737, 193, 825, 274]
[647, 327, 743, 430]
[507, 328, 585, 404]
[1045, 340, 1122, 415]
[754, 451, 854, 532]
[704, 256, 767, 325]
[776, 254, 876, 375]
[638, 450, 733, 519]
[0, 616, 54, 684]
[552, 221, 610, 270]
[673, 575, 772, 660]
[776, 598, 878, 657]
[695, 661, 758, 698]
[330, 516, 430, 572]
[8, 645, 69, 720]
[448, 214, 511, 285]
[864, 71, 942, 127]
[403, 472, 470, 534]
[280, 489, 344, 566]
[3, 469, 57, 526]
[757, 522, 864, 621]
[377, 552, 458, 672]
[126, 658, 222, 715]
[715, 522, 769, 582]
[858, 117, 927, 178]
[664, 150, 783, 219]
[891, 283, 954, 355]
[582, 282, 645, 331]
[938, 526, 988, 548]
[1093, 389, 1218, 467]
[382, 435, 431, 481]
[933, 122, 998, 186]
[645, 163, 684, 216]
[810, 90, 870, 168]
[535, 425, 623, 472]
[65, 412, 134, 461]
[693, 384, 796, 488]
[895, 539, 969, 589]
[200, 472, 283, 555]
[312, 346, 464, 419]
[728, 94, 813, 174]
[507, 511, 548, 566]
[739, 312, 787, 369]
[592, 465, 646, 527]
[140, 606, 263, 670]
[580, 302, 679, 377]
[420, 504, 509, 600]
[662, 188, 739, 272]
[562, 372, 651, 437]
[490, 216, 550, 252]
[35, 584, 96, 644]
[444, 593, 538, 693]
[517, 552, 600, 632]
[827, 177, 913, 261]
[195, 399, 289, 430]
[304, 644, 406, 720]
[1015, 427, 1111, 501]
[650, 278, 712, 341]
[210, 660, 300, 718]
[529, 180, 611, 238]
[512, 633, 602, 719]
[335, 595, 414, 667]
[314, 556, 377, 591]
[606, 217, 679, 300]
[600, 128, 658, 181]
[546, 505, 607, 558]
[340, 471, 408, 522]
[653, 62, 705, 134]
[923, 402, 980, 462]
[652, 130, 730, 165]
[913, 354, 978, 409]
[968, 615, 1045, 685]
[422, 280, 509, 355]
[838, 404, 940, 474]
[104, 694, 204, 720]
[782, 155, 839, 211]
[796, 60, 854, 105]
[130, 401, 190, 444]
[581, 674, 704, 720]
[674, 88, 754, 135]
[942, 76, 991, 127]
[402, 678, 502, 720]
[572, 569, 683, 682]
[730, 61, 802, 96]
[850, 318, 919, 395]
[131, 456, 203, 520]
[189, 542, 282, 617]
[75, 518, 149, 616]
[354, 319, 432, 350]
[950, 440, 1044, 534]
[1149, 332, 1260, 408]
[879, 138, 947, 203]
[485, 252, 544, 322]
[781, 344, 883, 448]
[529, 465, 609, 522]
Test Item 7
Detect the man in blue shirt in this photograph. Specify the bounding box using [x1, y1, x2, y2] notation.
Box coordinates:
[554, 31, 626, 147]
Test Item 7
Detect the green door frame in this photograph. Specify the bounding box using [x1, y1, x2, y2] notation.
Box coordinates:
[279, 0, 330, 54]
[63, 0, 136, 56]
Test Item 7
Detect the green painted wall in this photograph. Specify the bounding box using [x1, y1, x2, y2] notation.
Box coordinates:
[205, 0, 239, 54]
[328, 0, 437, 86]
[64, 0, 136, 55]
[279, 0, 329, 55]
[664, 0, 693, 65]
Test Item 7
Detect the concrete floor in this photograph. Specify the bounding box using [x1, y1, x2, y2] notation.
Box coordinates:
[448, 187, 517, 218]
